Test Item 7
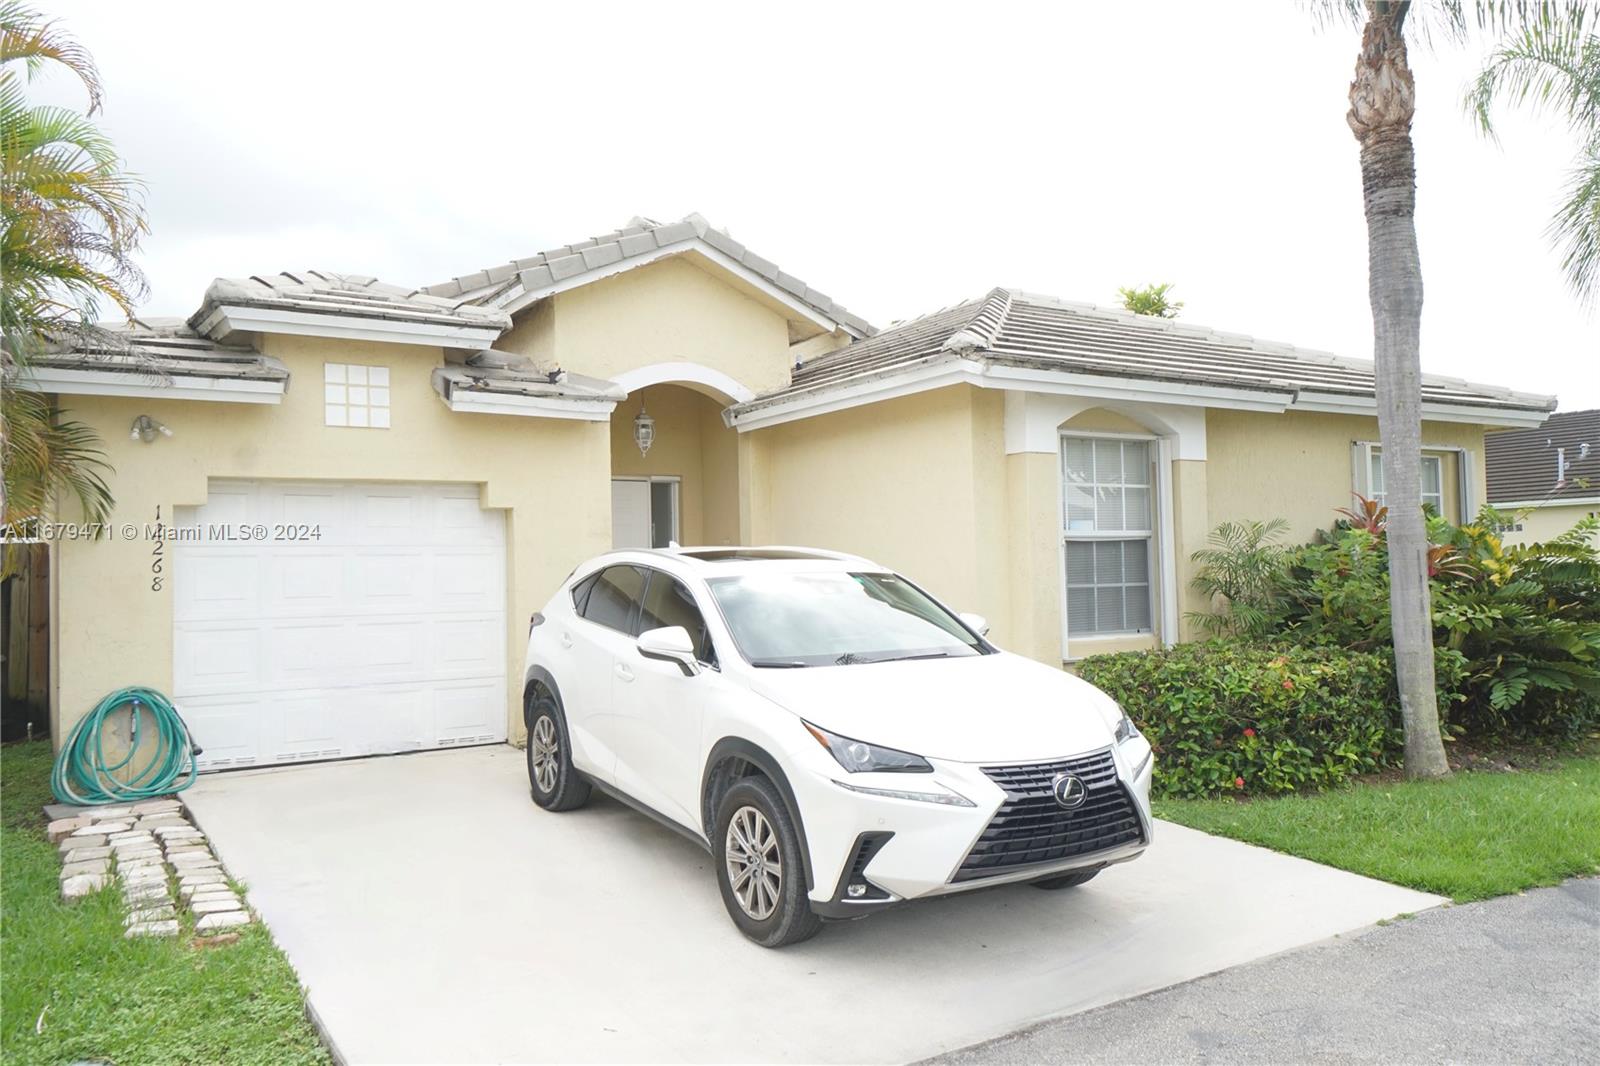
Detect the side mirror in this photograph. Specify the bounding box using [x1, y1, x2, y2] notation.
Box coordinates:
[959, 612, 990, 638]
[637, 625, 700, 676]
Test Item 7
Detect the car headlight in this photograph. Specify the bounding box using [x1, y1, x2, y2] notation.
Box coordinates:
[803, 721, 932, 773]
[1113, 711, 1142, 745]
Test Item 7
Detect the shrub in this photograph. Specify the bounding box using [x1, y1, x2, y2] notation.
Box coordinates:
[1078, 640, 1466, 798]
[1187, 505, 1600, 740]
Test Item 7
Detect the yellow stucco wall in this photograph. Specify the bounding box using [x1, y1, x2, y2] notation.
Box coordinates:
[1204, 409, 1487, 542]
[50, 335, 611, 744]
[757, 386, 1002, 635]
[1496, 501, 1600, 545]
[499, 255, 794, 397]
[608, 383, 740, 546]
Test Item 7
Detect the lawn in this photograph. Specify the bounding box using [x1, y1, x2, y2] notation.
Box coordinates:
[1155, 755, 1600, 902]
[1, 740, 328, 1065]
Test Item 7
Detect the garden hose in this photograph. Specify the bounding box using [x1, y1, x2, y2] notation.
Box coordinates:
[51, 686, 202, 805]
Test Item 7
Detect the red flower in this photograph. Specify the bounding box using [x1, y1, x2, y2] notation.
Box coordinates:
[1234, 777, 1245, 789]
[1281, 679, 1294, 690]
[1243, 727, 1256, 738]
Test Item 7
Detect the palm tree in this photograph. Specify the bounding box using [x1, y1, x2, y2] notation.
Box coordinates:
[0, 1, 145, 558]
[1316, 1, 1593, 777]
[1466, 13, 1600, 304]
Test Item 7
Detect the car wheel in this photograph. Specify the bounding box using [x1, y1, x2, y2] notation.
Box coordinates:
[525, 684, 591, 812]
[713, 776, 822, 948]
[1030, 867, 1101, 890]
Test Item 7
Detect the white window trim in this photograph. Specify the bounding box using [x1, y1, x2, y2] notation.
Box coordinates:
[1058, 429, 1173, 660]
[1353, 442, 1473, 521]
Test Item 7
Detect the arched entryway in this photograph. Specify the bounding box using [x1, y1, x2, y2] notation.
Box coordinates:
[609, 379, 742, 549]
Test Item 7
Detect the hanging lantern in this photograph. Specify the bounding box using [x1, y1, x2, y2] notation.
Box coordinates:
[633, 403, 655, 456]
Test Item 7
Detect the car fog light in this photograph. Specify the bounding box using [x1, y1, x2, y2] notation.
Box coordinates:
[846, 883, 867, 898]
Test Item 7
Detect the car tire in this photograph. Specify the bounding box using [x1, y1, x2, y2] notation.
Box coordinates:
[712, 776, 822, 948]
[1030, 867, 1101, 890]
[525, 684, 591, 812]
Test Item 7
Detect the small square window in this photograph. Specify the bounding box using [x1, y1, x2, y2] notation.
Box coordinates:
[323, 363, 390, 429]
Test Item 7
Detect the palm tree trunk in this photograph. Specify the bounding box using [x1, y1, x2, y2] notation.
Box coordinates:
[1347, 2, 1450, 778]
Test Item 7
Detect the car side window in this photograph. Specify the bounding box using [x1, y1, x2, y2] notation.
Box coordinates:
[638, 571, 716, 666]
[570, 572, 601, 614]
[579, 565, 647, 634]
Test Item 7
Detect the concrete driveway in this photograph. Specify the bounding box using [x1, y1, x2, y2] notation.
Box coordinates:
[185, 746, 1442, 1065]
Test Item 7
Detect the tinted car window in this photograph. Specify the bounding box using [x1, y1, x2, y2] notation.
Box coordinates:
[570, 572, 600, 614]
[580, 565, 647, 633]
[639, 572, 715, 664]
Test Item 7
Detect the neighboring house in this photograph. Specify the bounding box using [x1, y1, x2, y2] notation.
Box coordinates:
[1485, 408, 1600, 545]
[29, 213, 1555, 768]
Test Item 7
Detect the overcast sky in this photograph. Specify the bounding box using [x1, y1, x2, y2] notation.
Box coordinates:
[37, 0, 1600, 409]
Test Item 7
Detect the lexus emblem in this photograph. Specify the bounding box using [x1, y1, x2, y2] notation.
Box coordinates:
[1051, 772, 1088, 810]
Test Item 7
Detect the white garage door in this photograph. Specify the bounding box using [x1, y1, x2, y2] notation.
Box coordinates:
[173, 480, 508, 770]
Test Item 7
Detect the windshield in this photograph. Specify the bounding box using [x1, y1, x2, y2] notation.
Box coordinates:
[707, 571, 986, 667]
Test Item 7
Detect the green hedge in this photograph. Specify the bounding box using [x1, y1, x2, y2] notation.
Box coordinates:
[1077, 641, 1466, 798]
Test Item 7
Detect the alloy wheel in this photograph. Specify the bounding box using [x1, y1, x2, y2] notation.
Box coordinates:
[724, 805, 782, 920]
[530, 715, 559, 793]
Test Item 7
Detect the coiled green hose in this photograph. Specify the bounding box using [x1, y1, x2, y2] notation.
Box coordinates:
[51, 686, 200, 805]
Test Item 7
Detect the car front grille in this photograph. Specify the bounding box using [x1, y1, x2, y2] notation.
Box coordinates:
[951, 748, 1144, 882]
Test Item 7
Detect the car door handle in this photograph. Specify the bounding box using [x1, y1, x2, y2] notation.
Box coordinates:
[560, 632, 573, 649]
[614, 663, 634, 682]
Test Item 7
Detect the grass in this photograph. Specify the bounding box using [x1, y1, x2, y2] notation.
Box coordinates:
[1, 740, 329, 1065]
[1154, 755, 1600, 902]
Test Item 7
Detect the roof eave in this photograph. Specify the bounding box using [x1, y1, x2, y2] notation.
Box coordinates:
[195, 303, 506, 349]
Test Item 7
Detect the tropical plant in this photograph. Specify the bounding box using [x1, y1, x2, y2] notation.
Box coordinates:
[1187, 519, 1293, 637]
[1335, 492, 1389, 533]
[1466, 8, 1600, 303]
[1117, 282, 1183, 318]
[0, 1, 141, 555]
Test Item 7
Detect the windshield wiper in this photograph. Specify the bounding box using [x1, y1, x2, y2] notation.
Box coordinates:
[750, 659, 809, 668]
[834, 652, 870, 665]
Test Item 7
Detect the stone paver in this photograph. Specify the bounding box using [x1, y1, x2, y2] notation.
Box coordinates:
[130, 799, 182, 816]
[126, 904, 177, 923]
[60, 834, 105, 854]
[61, 873, 108, 899]
[62, 844, 111, 862]
[189, 896, 244, 915]
[47, 816, 92, 842]
[197, 910, 252, 931]
[83, 820, 130, 834]
[124, 920, 180, 938]
[61, 858, 111, 878]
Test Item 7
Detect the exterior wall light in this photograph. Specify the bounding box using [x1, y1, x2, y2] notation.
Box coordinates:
[130, 415, 172, 443]
[633, 403, 655, 456]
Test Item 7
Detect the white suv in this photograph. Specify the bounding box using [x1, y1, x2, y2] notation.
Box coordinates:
[521, 546, 1153, 947]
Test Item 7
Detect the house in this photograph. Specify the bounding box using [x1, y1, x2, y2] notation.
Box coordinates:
[30, 213, 1555, 769]
[1485, 408, 1600, 544]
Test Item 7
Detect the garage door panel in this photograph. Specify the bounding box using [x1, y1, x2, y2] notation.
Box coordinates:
[175, 623, 262, 695]
[353, 551, 432, 609]
[175, 480, 508, 770]
[431, 617, 504, 676]
[271, 550, 347, 611]
[175, 694, 262, 769]
[434, 681, 504, 745]
[175, 554, 262, 619]
[265, 622, 350, 690]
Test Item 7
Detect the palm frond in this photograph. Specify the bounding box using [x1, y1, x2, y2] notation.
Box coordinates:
[0, 0, 102, 112]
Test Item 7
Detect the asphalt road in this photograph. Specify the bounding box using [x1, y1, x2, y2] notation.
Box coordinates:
[927, 877, 1600, 1065]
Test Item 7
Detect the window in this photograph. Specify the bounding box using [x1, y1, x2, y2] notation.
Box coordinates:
[1061, 437, 1154, 640]
[325, 363, 391, 428]
[638, 572, 715, 664]
[570, 572, 601, 614]
[706, 571, 983, 668]
[1368, 451, 1445, 515]
[579, 565, 647, 633]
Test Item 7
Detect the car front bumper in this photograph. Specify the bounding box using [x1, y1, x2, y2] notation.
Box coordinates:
[786, 735, 1155, 918]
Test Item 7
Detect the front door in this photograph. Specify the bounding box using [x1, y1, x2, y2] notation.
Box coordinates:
[612, 479, 651, 549]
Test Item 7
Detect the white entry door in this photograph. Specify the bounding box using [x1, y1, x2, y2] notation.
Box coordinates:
[172, 480, 508, 770]
[611, 479, 652, 549]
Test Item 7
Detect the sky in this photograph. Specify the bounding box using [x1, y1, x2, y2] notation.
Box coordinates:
[34, 0, 1600, 410]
